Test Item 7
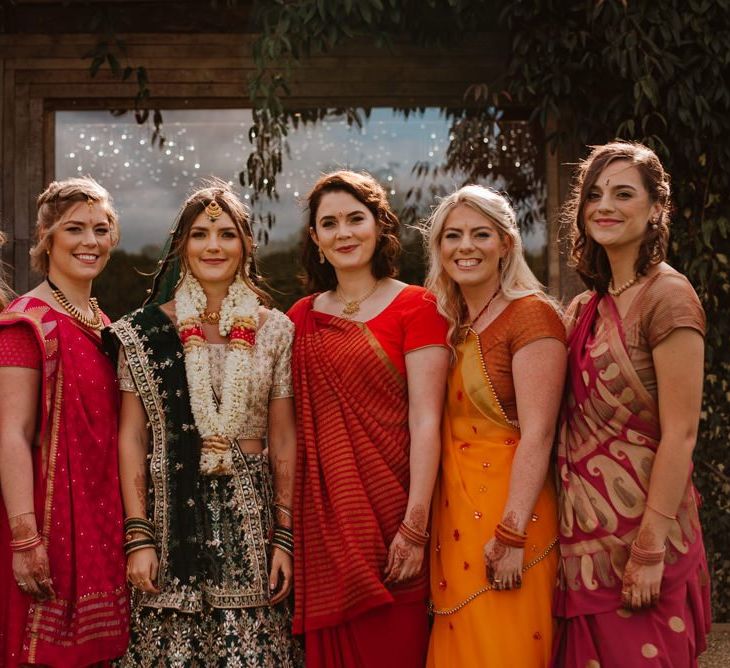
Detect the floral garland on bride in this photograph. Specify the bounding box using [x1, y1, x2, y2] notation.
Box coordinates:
[175, 273, 258, 475]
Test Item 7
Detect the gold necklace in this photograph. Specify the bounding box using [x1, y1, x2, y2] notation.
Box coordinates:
[335, 280, 380, 318]
[46, 278, 103, 330]
[608, 274, 639, 297]
[200, 310, 221, 324]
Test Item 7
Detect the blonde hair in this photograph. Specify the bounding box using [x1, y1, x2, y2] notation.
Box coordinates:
[0, 230, 12, 308]
[30, 177, 119, 274]
[423, 184, 552, 349]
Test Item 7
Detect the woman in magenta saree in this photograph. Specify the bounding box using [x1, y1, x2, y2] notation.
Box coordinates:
[553, 142, 711, 667]
[0, 178, 129, 667]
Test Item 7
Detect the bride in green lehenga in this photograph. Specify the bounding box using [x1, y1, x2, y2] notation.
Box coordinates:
[105, 181, 301, 667]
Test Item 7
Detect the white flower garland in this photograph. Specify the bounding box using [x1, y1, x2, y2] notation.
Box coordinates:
[175, 274, 259, 475]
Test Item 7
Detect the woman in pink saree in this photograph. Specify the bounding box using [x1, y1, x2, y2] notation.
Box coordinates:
[553, 141, 711, 667]
[0, 178, 129, 666]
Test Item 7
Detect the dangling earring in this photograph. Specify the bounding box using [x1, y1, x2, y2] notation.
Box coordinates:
[650, 217, 659, 230]
[318, 247, 325, 264]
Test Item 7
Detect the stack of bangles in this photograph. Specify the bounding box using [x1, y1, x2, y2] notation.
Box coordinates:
[398, 521, 429, 546]
[494, 522, 527, 549]
[10, 533, 43, 552]
[272, 526, 294, 557]
[630, 540, 666, 565]
[124, 517, 156, 555]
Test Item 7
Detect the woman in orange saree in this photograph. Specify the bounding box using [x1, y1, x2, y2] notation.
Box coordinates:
[289, 171, 449, 668]
[424, 185, 566, 667]
[0, 178, 129, 667]
[553, 142, 711, 667]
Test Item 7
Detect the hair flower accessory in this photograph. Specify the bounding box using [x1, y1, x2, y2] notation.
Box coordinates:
[175, 274, 259, 475]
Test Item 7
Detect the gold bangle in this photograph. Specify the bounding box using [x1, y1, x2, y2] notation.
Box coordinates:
[645, 502, 676, 521]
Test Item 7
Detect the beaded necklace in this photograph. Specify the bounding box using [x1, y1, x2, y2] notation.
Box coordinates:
[46, 277, 102, 330]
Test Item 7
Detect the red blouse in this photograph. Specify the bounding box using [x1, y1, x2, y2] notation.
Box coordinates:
[0, 323, 42, 368]
[309, 284, 448, 375]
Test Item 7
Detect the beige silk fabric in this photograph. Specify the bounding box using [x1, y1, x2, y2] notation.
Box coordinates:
[117, 308, 294, 439]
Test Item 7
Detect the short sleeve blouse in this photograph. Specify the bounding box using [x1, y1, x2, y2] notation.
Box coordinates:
[0, 322, 42, 369]
[623, 269, 705, 397]
[478, 295, 566, 423]
[366, 285, 448, 375]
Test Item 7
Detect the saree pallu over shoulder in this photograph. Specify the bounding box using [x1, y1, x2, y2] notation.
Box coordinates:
[290, 299, 421, 634]
[0, 297, 129, 667]
[105, 305, 273, 613]
[556, 292, 708, 618]
[428, 332, 559, 667]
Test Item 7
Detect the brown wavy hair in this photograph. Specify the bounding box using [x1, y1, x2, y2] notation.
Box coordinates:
[301, 170, 401, 292]
[30, 176, 120, 275]
[564, 141, 671, 293]
[169, 179, 270, 305]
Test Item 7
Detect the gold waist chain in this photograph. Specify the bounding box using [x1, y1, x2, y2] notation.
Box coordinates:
[428, 536, 559, 616]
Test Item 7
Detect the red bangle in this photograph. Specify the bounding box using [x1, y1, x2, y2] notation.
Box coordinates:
[630, 540, 665, 566]
[495, 522, 527, 549]
[398, 521, 429, 546]
[10, 533, 42, 552]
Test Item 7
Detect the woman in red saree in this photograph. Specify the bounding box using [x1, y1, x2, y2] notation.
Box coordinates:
[554, 142, 711, 667]
[288, 170, 449, 667]
[0, 178, 129, 667]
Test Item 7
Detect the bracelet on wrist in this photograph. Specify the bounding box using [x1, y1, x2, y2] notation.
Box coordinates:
[124, 537, 156, 555]
[272, 526, 294, 557]
[10, 533, 42, 552]
[398, 521, 429, 546]
[645, 502, 677, 521]
[494, 522, 527, 549]
[630, 540, 665, 566]
[274, 503, 293, 520]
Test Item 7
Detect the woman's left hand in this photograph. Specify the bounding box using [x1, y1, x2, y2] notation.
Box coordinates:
[621, 558, 664, 610]
[483, 537, 524, 591]
[384, 532, 424, 584]
[269, 546, 293, 605]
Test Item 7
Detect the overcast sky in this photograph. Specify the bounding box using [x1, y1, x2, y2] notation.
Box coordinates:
[55, 108, 546, 255]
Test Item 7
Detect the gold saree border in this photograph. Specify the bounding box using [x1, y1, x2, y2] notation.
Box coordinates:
[27, 368, 64, 663]
[360, 322, 407, 392]
[461, 333, 520, 434]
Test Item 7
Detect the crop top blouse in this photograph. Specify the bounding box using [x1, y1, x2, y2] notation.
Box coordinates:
[118, 307, 294, 440]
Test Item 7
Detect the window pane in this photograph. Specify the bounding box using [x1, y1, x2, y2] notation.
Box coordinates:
[55, 108, 546, 317]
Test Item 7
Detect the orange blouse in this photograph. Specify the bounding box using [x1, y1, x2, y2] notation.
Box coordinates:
[478, 295, 566, 423]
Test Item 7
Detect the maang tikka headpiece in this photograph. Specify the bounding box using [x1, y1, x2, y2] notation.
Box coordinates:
[205, 199, 223, 221]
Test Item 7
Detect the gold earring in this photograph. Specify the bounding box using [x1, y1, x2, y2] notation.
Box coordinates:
[318, 247, 325, 264]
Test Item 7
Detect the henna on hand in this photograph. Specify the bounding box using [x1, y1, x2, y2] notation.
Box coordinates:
[501, 510, 520, 531]
[271, 454, 292, 506]
[133, 470, 147, 511]
[9, 514, 37, 541]
[486, 540, 507, 564]
[407, 504, 427, 532]
[636, 524, 660, 550]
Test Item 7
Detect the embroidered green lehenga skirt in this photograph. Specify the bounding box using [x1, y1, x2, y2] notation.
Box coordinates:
[107, 307, 301, 668]
[118, 457, 301, 668]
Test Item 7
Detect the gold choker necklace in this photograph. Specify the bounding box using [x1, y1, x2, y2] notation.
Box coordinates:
[335, 280, 380, 318]
[608, 274, 639, 297]
[46, 278, 103, 330]
[200, 310, 221, 324]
